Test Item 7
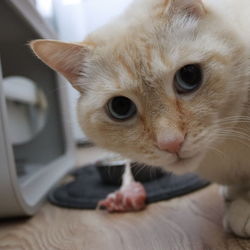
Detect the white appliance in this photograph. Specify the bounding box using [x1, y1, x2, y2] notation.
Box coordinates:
[0, 0, 75, 218]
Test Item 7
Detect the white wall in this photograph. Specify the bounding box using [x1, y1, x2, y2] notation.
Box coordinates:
[83, 0, 133, 34]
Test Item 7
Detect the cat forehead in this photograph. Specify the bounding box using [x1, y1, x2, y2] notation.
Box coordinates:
[87, 31, 214, 90]
[87, 18, 207, 82]
[89, 12, 199, 51]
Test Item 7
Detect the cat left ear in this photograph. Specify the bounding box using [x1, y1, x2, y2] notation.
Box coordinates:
[30, 40, 92, 92]
[172, 0, 206, 17]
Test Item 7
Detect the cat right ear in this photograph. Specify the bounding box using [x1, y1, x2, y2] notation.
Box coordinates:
[30, 39, 92, 92]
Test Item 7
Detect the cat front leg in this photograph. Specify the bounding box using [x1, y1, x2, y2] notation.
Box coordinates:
[222, 185, 250, 237]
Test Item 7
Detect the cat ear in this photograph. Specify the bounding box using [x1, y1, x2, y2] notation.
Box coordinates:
[30, 40, 92, 92]
[172, 0, 206, 17]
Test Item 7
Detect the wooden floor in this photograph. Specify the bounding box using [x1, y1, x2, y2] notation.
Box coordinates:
[1, 184, 250, 250]
[0, 147, 250, 250]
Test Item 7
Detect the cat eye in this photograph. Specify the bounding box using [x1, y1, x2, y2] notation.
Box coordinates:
[107, 96, 137, 121]
[174, 64, 203, 94]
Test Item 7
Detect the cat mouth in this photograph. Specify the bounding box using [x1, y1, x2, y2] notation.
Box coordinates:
[169, 154, 199, 168]
[178, 154, 195, 161]
[177, 156, 194, 165]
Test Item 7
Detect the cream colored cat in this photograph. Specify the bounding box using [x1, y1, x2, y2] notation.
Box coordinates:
[30, 0, 250, 237]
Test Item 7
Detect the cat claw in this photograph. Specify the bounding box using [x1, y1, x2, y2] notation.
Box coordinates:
[97, 181, 147, 213]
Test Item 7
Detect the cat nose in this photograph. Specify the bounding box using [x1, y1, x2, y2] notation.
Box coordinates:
[156, 134, 184, 154]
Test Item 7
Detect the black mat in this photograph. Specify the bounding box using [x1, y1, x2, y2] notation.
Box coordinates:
[48, 163, 210, 209]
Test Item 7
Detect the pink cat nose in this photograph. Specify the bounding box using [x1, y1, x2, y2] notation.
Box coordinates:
[156, 136, 184, 154]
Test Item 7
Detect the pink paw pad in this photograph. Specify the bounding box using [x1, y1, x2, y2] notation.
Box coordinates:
[97, 182, 147, 212]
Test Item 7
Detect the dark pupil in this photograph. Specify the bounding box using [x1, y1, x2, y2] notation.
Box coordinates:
[180, 65, 201, 88]
[112, 97, 132, 117]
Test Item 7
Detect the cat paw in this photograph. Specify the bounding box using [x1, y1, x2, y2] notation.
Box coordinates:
[97, 182, 147, 213]
[223, 198, 250, 237]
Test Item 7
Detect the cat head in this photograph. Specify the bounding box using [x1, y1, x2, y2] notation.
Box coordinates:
[30, 0, 249, 174]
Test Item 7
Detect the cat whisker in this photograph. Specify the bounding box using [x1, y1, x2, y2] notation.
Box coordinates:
[206, 145, 226, 160]
[214, 129, 250, 138]
[133, 163, 147, 179]
[214, 133, 250, 142]
[214, 134, 250, 148]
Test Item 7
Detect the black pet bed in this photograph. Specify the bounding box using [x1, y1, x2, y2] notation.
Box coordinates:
[48, 163, 210, 209]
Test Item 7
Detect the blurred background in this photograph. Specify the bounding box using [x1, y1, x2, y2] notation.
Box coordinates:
[0, 0, 133, 217]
